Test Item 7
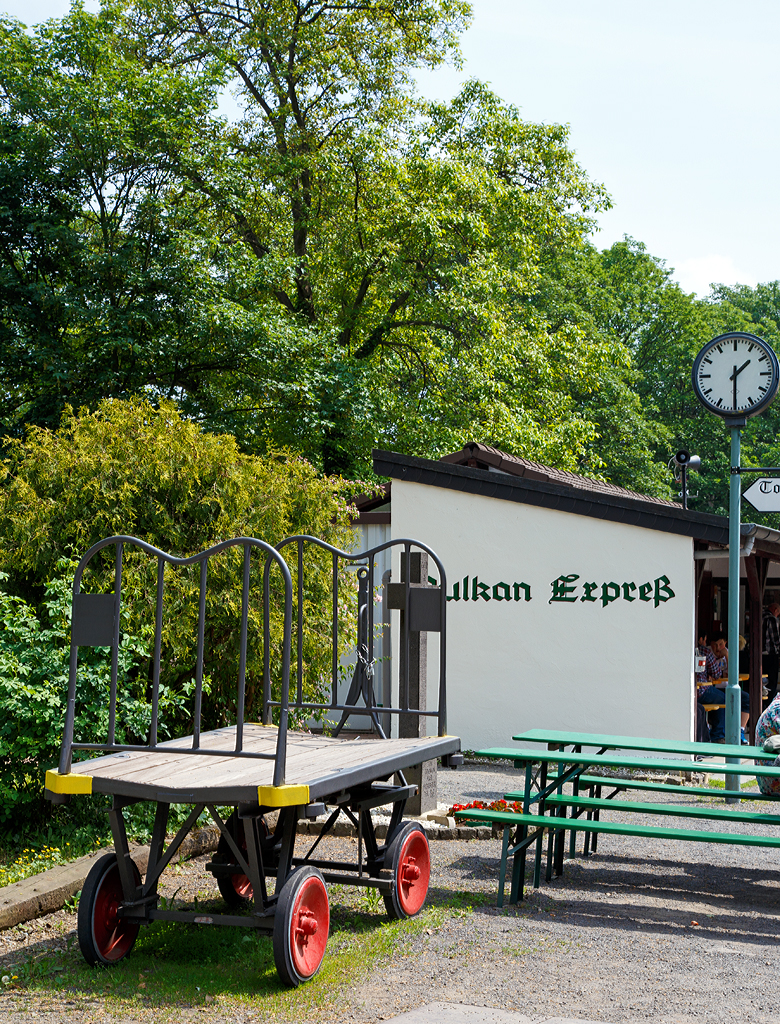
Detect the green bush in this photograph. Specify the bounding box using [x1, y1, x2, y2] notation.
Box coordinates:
[0, 399, 362, 825]
[0, 567, 192, 823]
[0, 398, 359, 732]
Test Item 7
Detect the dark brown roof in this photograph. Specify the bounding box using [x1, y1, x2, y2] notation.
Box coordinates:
[372, 448, 780, 559]
[440, 442, 681, 508]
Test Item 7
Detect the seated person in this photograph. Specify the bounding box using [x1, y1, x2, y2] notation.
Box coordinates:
[696, 632, 750, 743]
[754, 693, 780, 795]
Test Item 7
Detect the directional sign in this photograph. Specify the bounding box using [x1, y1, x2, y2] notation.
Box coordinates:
[743, 477, 780, 512]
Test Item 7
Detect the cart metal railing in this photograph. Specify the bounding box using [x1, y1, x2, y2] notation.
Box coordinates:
[57, 535, 293, 784]
[266, 536, 447, 738]
[57, 534, 447, 786]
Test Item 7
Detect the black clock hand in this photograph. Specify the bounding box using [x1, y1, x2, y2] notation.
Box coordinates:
[730, 359, 751, 378]
[730, 359, 751, 409]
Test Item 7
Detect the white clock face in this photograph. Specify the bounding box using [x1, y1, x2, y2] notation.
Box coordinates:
[693, 333, 779, 417]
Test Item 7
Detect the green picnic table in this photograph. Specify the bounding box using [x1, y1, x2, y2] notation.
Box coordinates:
[457, 730, 780, 906]
[512, 728, 765, 760]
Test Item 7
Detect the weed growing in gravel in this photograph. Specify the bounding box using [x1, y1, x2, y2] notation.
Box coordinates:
[360, 886, 382, 914]
[501, 935, 570, 958]
[705, 779, 759, 791]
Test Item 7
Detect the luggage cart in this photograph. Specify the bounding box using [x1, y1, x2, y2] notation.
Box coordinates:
[45, 534, 461, 986]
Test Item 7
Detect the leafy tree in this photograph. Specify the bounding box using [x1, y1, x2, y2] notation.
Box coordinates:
[117, 0, 616, 472]
[6, 1, 753, 498]
[0, 398, 359, 726]
[1, 2, 654, 479]
[0, 9, 275, 437]
[527, 238, 676, 496]
[553, 237, 780, 516]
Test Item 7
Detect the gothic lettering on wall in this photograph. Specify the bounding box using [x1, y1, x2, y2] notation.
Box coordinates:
[446, 576, 532, 602]
[440, 573, 676, 608]
[549, 574, 675, 608]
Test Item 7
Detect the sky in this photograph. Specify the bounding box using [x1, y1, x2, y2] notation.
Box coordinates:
[4, 0, 780, 298]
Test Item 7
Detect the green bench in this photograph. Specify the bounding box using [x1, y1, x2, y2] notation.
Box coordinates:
[456, 733, 780, 906]
[505, 774, 779, 860]
[453, 807, 780, 907]
[544, 792, 780, 826]
[510, 728, 768, 760]
[508, 774, 779, 803]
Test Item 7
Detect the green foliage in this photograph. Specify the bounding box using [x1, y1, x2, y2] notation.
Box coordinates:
[0, 8, 251, 436]
[0, 1, 659, 485]
[7, 1, 780, 504]
[0, 398, 359, 743]
[581, 240, 780, 516]
[0, 567, 167, 822]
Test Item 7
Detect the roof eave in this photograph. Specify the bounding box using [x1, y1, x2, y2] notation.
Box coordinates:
[373, 449, 739, 546]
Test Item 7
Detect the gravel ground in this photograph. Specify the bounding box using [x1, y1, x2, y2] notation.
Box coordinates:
[2, 764, 780, 1023]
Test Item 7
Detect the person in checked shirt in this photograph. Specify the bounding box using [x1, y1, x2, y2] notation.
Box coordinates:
[696, 632, 750, 743]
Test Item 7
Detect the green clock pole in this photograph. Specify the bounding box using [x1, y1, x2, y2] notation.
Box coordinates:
[726, 424, 742, 794]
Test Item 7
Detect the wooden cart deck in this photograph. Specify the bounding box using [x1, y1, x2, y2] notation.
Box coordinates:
[48, 724, 460, 805]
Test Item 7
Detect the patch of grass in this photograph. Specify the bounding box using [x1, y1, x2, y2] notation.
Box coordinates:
[440, 889, 492, 912]
[705, 778, 758, 791]
[3, 884, 485, 1019]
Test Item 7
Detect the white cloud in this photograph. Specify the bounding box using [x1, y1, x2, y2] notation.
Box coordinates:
[672, 255, 759, 298]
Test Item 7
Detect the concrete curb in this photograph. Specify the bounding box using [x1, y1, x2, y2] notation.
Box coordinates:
[298, 820, 498, 841]
[0, 825, 221, 931]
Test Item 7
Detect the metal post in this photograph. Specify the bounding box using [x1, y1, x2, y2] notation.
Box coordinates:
[382, 569, 391, 738]
[399, 551, 436, 816]
[726, 425, 742, 796]
[681, 464, 688, 509]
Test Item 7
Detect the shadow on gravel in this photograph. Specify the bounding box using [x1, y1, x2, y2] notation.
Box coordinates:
[438, 853, 505, 881]
[436, 846, 780, 947]
[525, 893, 780, 946]
[558, 852, 780, 903]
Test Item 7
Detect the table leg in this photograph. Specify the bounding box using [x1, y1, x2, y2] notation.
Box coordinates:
[510, 828, 525, 903]
[533, 761, 548, 889]
[569, 745, 580, 859]
[554, 805, 566, 876]
[497, 826, 510, 908]
[592, 791, 600, 854]
[512, 760, 533, 901]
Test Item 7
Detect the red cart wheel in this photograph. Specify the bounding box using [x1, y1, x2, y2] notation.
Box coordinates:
[273, 867, 330, 987]
[383, 822, 430, 919]
[215, 812, 270, 907]
[77, 852, 141, 966]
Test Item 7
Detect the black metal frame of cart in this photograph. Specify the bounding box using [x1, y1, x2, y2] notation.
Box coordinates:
[45, 533, 461, 986]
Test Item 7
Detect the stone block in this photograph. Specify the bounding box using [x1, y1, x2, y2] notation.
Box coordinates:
[405, 760, 438, 816]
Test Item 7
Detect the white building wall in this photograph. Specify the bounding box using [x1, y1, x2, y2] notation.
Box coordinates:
[390, 480, 695, 750]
